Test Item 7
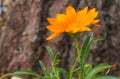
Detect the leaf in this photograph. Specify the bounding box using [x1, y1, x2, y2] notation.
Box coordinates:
[13, 70, 42, 78]
[73, 64, 92, 74]
[0, 73, 13, 79]
[55, 67, 68, 77]
[94, 75, 119, 79]
[46, 46, 55, 61]
[84, 64, 93, 75]
[93, 37, 105, 43]
[85, 63, 112, 79]
[80, 32, 94, 77]
[73, 67, 80, 73]
[0, 70, 42, 79]
[48, 73, 59, 79]
[80, 32, 94, 66]
[55, 58, 61, 65]
[39, 61, 48, 76]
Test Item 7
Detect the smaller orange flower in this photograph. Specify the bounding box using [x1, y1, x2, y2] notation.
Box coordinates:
[46, 6, 100, 40]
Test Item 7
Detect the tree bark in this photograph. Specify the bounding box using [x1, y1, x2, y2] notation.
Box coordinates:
[0, 0, 120, 76]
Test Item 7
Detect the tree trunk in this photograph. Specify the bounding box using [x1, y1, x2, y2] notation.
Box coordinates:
[0, 0, 120, 76]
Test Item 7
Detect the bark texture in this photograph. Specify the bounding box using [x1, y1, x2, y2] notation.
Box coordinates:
[0, 0, 120, 77]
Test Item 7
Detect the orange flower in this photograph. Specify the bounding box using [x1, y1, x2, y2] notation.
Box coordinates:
[46, 6, 100, 40]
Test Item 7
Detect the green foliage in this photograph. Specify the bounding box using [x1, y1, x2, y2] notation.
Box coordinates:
[94, 75, 119, 79]
[80, 33, 94, 65]
[39, 61, 48, 76]
[46, 46, 55, 61]
[39, 46, 68, 79]
[84, 64, 93, 75]
[0, 33, 119, 79]
[85, 63, 112, 79]
[80, 32, 94, 78]
[0, 70, 42, 79]
[55, 67, 68, 77]
[93, 37, 105, 43]
[13, 70, 42, 78]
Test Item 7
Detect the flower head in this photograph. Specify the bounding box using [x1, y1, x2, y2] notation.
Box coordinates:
[46, 6, 100, 40]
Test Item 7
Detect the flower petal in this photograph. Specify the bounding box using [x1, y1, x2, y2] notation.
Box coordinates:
[47, 18, 67, 29]
[77, 6, 88, 22]
[66, 6, 76, 17]
[56, 14, 68, 26]
[46, 25, 64, 32]
[91, 19, 100, 24]
[47, 18, 57, 25]
[46, 32, 62, 40]
[81, 9, 98, 26]
[79, 27, 91, 32]
[46, 6, 100, 40]
[56, 14, 67, 22]
[77, 6, 88, 16]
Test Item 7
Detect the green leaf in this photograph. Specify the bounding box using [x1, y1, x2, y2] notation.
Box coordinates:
[80, 32, 94, 66]
[73, 64, 92, 74]
[93, 37, 105, 43]
[54, 52, 60, 65]
[0, 73, 13, 79]
[80, 32, 94, 78]
[55, 67, 68, 77]
[13, 70, 42, 78]
[46, 46, 55, 61]
[55, 58, 60, 65]
[39, 60, 48, 76]
[84, 64, 93, 75]
[85, 63, 112, 79]
[94, 75, 119, 79]
[49, 74, 58, 79]
[0, 70, 42, 79]
[73, 67, 80, 73]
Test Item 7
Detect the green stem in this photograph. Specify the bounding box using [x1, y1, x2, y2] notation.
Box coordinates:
[69, 57, 78, 79]
[52, 61, 60, 79]
[75, 36, 83, 79]
[69, 36, 81, 79]
[80, 65, 84, 79]
[75, 37, 81, 58]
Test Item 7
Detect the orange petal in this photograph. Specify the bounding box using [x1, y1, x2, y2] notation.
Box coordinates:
[66, 6, 76, 17]
[77, 6, 88, 16]
[46, 25, 57, 32]
[46, 25, 64, 32]
[56, 14, 67, 21]
[47, 18, 67, 28]
[91, 19, 100, 24]
[46, 32, 62, 40]
[82, 11, 98, 26]
[91, 19, 100, 26]
[86, 8, 98, 19]
[77, 6, 88, 22]
[93, 24, 101, 26]
[56, 14, 69, 26]
[79, 27, 91, 32]
[65, 26, 72, 33]
[47, 18, 57, 25]
[71, 25, 81, 33]
[87, 8, 96, 14]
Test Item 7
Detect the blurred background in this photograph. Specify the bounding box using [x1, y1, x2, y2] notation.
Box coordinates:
[0, 0, 120, 77]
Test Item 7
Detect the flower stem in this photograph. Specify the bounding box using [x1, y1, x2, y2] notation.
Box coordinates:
[80, 67, 84, 79]
[75, 36, 83, 79]
[69, 36, 81, 79]
[75, 36, 80, 58]
[69, 57, 78, 79]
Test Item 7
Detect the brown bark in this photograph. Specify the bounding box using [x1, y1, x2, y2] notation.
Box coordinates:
[0, 0, 120, 77]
